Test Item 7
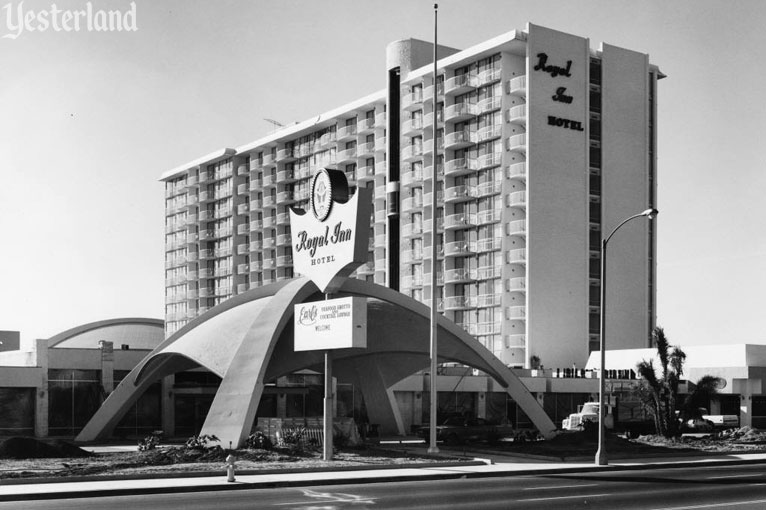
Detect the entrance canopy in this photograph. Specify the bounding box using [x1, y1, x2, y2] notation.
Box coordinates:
[77, 278, 556, 447]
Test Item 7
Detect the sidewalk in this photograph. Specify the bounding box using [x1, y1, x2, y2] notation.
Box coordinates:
[2, 444, 766, 502]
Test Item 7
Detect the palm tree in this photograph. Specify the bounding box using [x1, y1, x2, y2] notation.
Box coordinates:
[635, 327, 686, 437]
[680, 375, 725, 422]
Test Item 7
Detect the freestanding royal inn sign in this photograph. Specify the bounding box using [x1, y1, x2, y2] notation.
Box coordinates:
[289, 168, 372, 294]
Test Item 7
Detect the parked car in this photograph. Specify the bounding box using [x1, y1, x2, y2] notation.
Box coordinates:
[417, 417, 514, 445]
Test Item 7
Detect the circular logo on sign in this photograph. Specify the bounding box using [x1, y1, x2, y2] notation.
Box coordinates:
[311, 169, 333, 221]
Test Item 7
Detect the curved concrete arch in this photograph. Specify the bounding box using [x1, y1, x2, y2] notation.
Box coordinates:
[77, 278, 556, 446]
[47, 317, 164, 349]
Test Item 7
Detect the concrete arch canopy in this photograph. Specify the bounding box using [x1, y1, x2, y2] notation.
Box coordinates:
[77, 278, 555, 447]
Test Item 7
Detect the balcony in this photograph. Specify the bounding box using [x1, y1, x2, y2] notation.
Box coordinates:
[358, 117, 376, 134]
[444, 102, 477, 123]
[402, 117, 424, 135]
[507, 162, 526, 180]
[508, 75, 526, 96]
[236, 183, 248, 195]
[423, 189, 443, 207]
[444, 157, 478, 177]
[477, 152, 503, 170]
[476, 265, 500, 280]
[262, 173, 276, 187]
[276, 233, 291, 246]
[508, 133, 526, 153]
[445, 73, 476, 95]
[401, 274, 424, 288]
[444, 295, 475, 311]
[199, 171, 210, 182]
[337, 147, 357, 164]
[276, 147, 295, 162]
[249, 260, 262, 271]
[237, 203, 249, 216]
[276, 255, 293, 267]
[237, 263, 249, 274]
[237, 243, 249, 255]
[402, 196, 423, 211]
[187, 252, 198, 262]
[444, 213, 476, 230]
[262, 195, 276, 208]
[199, 267, 214, 278]
[186, 232, 199, 244]
[401, 144, 423, 162]
[444, 241, 474, 257]
[507, 219, 526, 236]
[475, 124, 502, 143]
[375, 112, 386, 127]
[423, 110, 444, 129]
[186, 175, 199, 187]
[237, 224, 249, 236]
[249, 239, 262, 251]
[422, 82, 444, 101]
[276, 212, 290, 225]
[263, 216, 276, 228]
[199, 190, 213, 203]
[337, 124, 357, 141]
[476, 96, 502, 114]
[424, 163, 443, 182]
[507, 276, 526, 292]
[198, 287, 213, 298]
[476, 209, 501, 225]
[476, 321, 501, 335]
[198, 229, 215, 241]
[423, 137, 444, 155]
[249, 159, 262, 172]
[476, 181, 502, 198]
[476, 237, 502, 252]
[401, 222, 423, 237]
[444, 268, 475, 284]
[444, 184, 476, 203]
[508, 191, 526, 208]
[356, 165, 375, 184]
[401, 91, 423, 111]
[476, 67, 501, 86]
[374, 135, 387, 152]
[276, 169, 296, 182]
[250, 219, 263, 231]
[507, 249, 526, 264]
[508, 104, 527, 125]
[276, 191, 294, 205]
[374, 233, 386, 246]
[262, 152, 276, 167]
[357, 142, 375, 158]
[401, 248, 423, 264]
[507, 305, 526, 320]
[374, 209, 387, 224]
[444, 130, 475, 149]
[374, 184, 387, 201]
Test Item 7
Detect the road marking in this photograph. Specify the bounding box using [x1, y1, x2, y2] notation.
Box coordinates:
[517, 493, 611, 502]
[707, 474, 759, 479]
[650, 499, 766, 510]
[522, 483, 599, 491]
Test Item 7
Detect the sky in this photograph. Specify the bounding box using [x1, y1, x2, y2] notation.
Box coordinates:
[0, 0, 764, 348]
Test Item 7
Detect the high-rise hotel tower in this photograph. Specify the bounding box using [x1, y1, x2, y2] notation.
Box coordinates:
[162, 24, 662, 369]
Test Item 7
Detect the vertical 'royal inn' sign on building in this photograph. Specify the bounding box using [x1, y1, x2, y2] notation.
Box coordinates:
[290, 168, 371, 351]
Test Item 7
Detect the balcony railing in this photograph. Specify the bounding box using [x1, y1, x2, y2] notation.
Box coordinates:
[444, 157, 478, 177]
[475, 124, 502, 143]
[476, 96, 502, 114]
[507, 162, 526, 180]
[507, 276, 527, 292]
[444, 241, 474, 257]
[401, 222, 423, 237]
[476, 67, 501, 86]
[507, 305, 526, 319]
[444, 130, 475, 149]
[507, 249, 526, 264]
[476, 181, 502, 198]
[508, 133, 527, 153]
[444, 268, 475, 283]
[508, 191, 526, 208]
[507, 219, 526, 236]
[508, 75, 526, 96]
[476, 237, 502, 252]
[508, 104, 527, 124]
[444, 213, 476, 230]
[444, 184, 476, 203]
[476, 209, 501, 225]
[337, 124, 357, 140]
[445, 73, 476, 95]
[444, 102, 477, 123]
[402, 144, 423, 161]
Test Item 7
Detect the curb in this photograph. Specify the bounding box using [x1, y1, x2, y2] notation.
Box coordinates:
[3, 456, 766, 502]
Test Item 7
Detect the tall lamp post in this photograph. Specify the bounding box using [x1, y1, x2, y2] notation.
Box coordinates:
[595, 207, 658, 466]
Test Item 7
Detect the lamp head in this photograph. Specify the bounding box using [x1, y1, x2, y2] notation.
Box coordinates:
[642, 208, 659, 220]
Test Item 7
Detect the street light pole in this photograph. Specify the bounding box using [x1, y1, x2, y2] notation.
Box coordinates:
[596, 208, 658, 466]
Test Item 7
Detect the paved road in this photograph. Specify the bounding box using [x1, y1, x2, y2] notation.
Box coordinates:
[4, 463, 766, 509]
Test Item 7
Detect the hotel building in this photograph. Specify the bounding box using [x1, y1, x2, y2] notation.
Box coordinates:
[162, 24, 662, 370]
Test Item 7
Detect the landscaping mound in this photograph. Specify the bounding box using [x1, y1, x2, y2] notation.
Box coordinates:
[0, 437, 91, 459]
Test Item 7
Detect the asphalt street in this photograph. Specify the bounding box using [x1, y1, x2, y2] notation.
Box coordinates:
[4, 462, 766, 509]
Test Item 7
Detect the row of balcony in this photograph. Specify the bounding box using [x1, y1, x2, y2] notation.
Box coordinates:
[402, 69, 505, 109]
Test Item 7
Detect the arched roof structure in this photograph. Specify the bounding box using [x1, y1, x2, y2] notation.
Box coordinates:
[48, 318, 164, 350]
[77, 278, 555, 447]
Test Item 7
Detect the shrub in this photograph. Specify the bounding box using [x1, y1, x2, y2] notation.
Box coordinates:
[245, 431, 273, 450]
[185, 434, 220, 450]
[138, 430, 163, 451]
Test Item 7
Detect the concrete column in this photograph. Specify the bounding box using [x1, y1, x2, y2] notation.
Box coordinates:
[277, 393, 287, 418]
[99, 341, 114, 394]
[740, 394, 753, 427]
[35, 339, 48, 438]
[161, 375, 175, 437]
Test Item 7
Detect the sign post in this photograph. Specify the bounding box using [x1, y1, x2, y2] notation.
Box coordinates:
[289, 168, 371, 460]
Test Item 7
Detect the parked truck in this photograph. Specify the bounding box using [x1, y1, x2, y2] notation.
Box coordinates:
[562, 398, 654, 438]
